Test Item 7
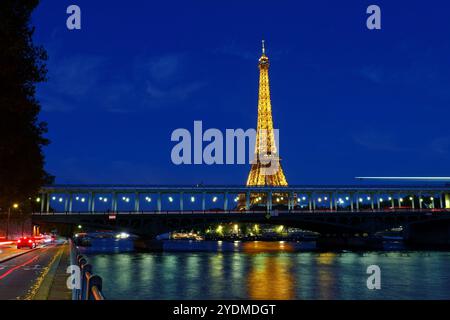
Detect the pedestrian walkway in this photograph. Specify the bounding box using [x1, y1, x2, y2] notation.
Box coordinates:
[32, 242, 72, 300]
[0, 244, 34, 263]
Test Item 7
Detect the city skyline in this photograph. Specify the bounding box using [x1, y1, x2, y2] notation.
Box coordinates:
[33, 0, 450, 185]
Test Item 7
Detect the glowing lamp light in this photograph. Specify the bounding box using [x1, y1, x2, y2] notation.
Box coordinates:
[302, 196, 307, 201]
[52, 196, 56, 201]
[359, 198, 363, 203]
[168, 197, 174, 203]
[13, 203, 19, 209]
[191, 196, 195, 202]
[212, 197, 218, 203]
[36, 198, 41, 203]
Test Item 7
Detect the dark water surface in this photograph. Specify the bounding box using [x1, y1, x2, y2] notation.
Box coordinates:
[85, 240, 450, 300]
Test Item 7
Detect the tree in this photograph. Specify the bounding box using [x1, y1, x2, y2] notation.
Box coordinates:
[0, 0, 53, 213]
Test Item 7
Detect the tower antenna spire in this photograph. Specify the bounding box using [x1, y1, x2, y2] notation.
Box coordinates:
[262, 39, 266, 55]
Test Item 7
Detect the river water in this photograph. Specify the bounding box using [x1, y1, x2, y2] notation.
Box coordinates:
[83, 240, 450, 300]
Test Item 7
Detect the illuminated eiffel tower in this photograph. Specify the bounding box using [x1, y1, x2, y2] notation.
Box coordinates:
[246, 40, 288, 187]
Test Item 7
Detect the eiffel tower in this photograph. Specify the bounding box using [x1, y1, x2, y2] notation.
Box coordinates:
[246, 40, 288, 187]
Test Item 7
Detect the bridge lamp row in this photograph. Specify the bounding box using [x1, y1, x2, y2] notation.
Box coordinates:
[122, 197, 131, 203]
[145, 197, 152, 202]
[98, 197, 108, 203]
[234, 197, 239, 202]
[74, 196, 86, 203]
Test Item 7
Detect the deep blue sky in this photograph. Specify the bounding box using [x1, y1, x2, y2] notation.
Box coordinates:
[32, 0, 450, 185]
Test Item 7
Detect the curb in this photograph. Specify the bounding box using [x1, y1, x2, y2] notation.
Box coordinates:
[0, 248, 40, 264]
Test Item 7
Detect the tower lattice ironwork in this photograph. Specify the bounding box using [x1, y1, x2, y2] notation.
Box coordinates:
[246, 41, 288, 187]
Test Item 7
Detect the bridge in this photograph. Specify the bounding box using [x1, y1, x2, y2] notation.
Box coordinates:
[32, 184, 450, 245]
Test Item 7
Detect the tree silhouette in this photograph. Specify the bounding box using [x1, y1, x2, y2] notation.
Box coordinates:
[0, 0, 53, 213]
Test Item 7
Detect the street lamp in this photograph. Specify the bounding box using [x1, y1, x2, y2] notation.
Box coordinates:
[6, 203, 19, 240]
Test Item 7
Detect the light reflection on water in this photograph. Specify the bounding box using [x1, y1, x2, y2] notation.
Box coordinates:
[86, 241, 450, 300]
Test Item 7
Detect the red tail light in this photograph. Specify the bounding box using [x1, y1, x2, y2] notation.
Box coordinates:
[28, 240, 32, 243]
[18, 240, 21, 243]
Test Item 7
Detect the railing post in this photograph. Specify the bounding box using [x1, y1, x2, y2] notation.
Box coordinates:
[80, 261, 92, 300]
[87, 275, 103, 300]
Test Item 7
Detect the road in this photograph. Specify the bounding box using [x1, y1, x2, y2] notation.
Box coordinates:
[0, 244, 64, 300]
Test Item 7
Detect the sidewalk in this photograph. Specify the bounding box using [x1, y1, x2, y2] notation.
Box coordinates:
[32, 242, 72, 300]
[0, 243, 37, 263]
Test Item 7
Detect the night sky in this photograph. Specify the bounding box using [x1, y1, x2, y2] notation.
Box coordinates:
[32, 0, 450, 185]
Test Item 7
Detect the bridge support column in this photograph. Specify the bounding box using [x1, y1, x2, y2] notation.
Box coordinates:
[391, 196, 395, 208]
[411, 196, 415, 210]
[371, 195, 374, 211]
[350, 194, 354, 212]
[89, 193, 95, 213]
[246, 191, 250, 211]
[290, 192, 295, 211]
[376, 193, 380, 210]
[112, 192, 117, 212]
[40, 193, 45, 213]
[224, 192, 228, 211]
[46, 193, 50, 213]
[68, 194, 73, 213]
[179, 192, 184, 212]
[440, 194, 444, 209]
[356, 194, 360, 211]
[312, 194, 316, 211]
[308, 194, 312, 211]
[267, 191, 272, 211]
[157, 193, 162, 212]
[64, 194, 69, 212]
[135, 193, 140, 212]
[202, 192, 206, 211]
[445, 194, 450, 209]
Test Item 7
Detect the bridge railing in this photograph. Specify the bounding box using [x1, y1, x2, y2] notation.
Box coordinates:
[34, 208, 450, 215]
[71, 244, 105, 300]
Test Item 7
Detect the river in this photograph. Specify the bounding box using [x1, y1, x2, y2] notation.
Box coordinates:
[82, 240, 450, 300]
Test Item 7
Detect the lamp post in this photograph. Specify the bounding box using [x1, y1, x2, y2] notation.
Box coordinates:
[6, 203, 19, 240]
